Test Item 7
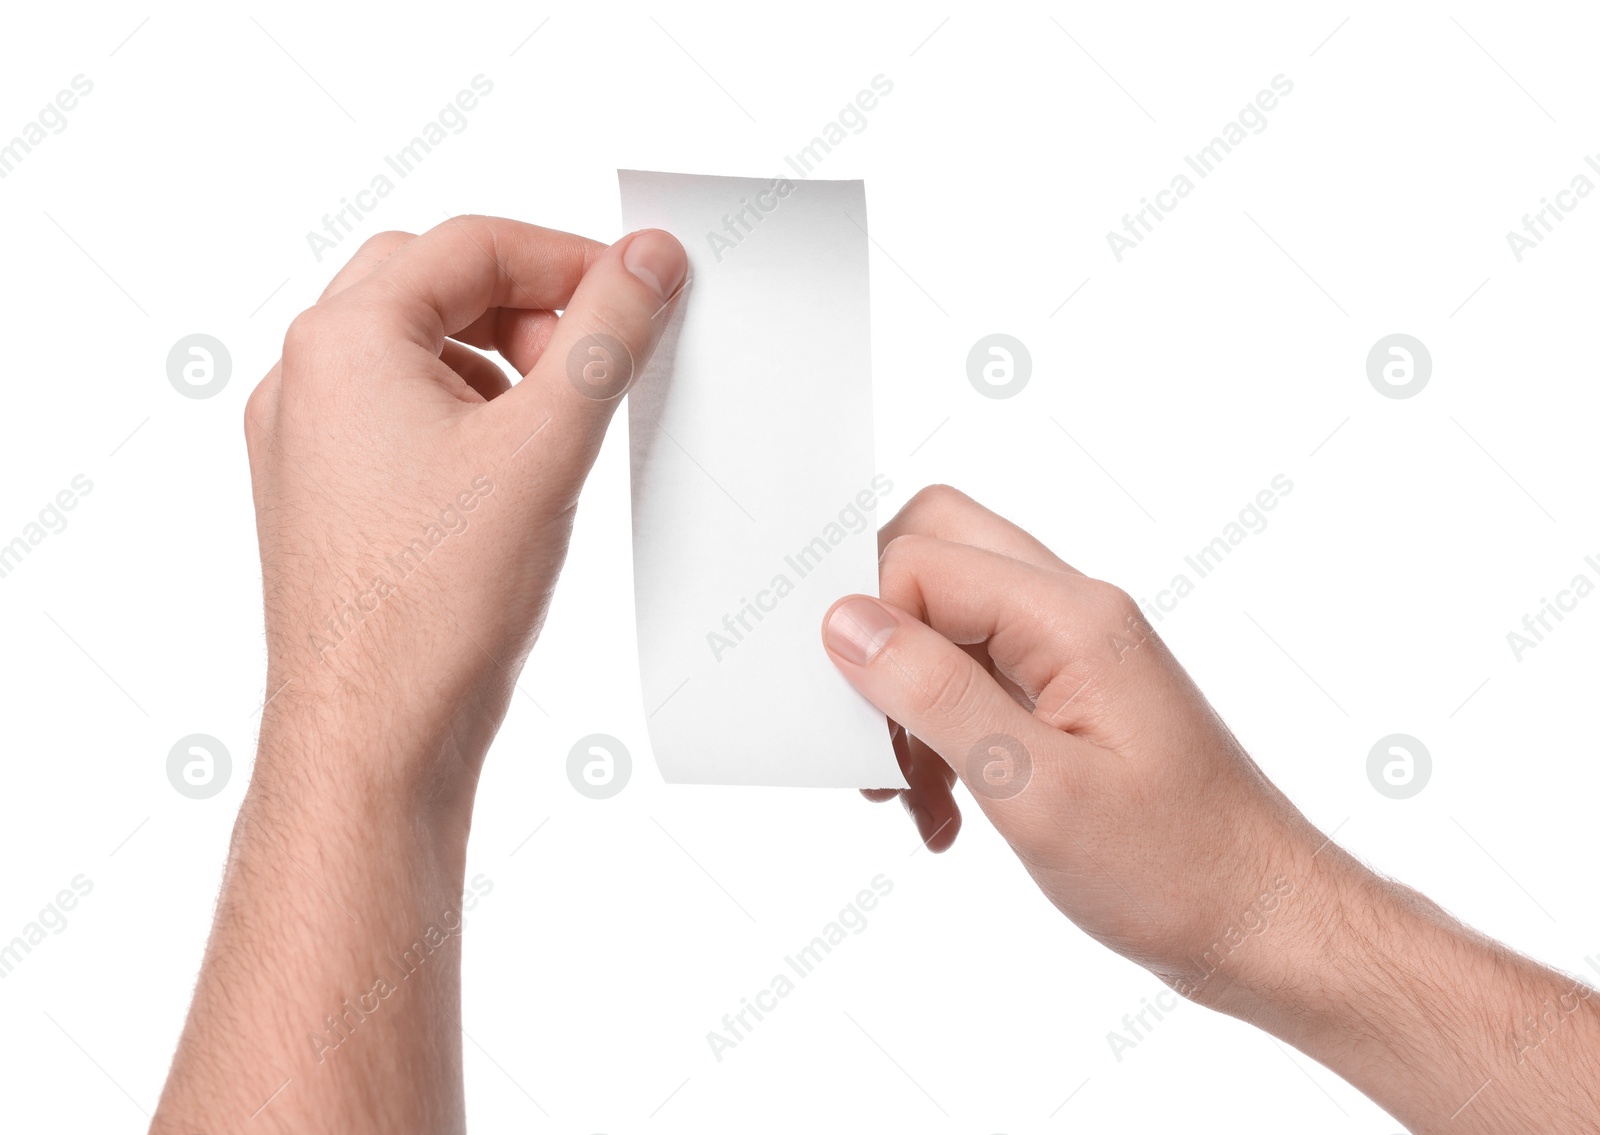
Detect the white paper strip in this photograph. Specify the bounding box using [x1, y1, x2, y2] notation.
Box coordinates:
[620, 169, 906, 789]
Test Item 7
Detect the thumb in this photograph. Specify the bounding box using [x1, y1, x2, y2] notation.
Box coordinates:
[822, 595, 1069, 807]
[490, 228, 687, 480]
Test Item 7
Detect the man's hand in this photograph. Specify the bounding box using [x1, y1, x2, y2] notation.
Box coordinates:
[245, 216, 685, 811]
[152, 217, 686, 1134]
[824, 484, 1600, 1134]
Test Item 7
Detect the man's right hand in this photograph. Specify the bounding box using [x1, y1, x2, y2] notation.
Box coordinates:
[822, 485, 1600, 1135]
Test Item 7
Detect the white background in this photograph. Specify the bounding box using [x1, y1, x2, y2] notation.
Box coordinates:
[2, 2, 1597, 1131]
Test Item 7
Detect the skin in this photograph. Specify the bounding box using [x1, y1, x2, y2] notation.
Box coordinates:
[153, 217, 1599, 1133]
[151, 216, 688, 1133]
[822, 485, 1600, 1133]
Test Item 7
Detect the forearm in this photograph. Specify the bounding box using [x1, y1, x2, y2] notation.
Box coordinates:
[151, 216, 677, 1132]
[1218, 848, 1600, 1133]
[152, 715, 479, 1134]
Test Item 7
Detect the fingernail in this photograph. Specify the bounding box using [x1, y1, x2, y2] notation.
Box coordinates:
[825, 597, 898, 666]
[622, 229, 687, 300]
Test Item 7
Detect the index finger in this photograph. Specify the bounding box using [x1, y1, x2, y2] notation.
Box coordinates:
[341, 214, 606, 347]
[879, 485, 1080, 574]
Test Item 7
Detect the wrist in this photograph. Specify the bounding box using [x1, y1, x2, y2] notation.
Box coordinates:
[1155, 823, 1364, 1021]
[1207, 845, 1600, 1132]
[1204, 845, 1397, 1031]
[250, 693, 483, 849]
[259, 605, 514, 788]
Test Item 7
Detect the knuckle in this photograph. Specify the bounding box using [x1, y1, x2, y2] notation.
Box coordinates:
[876, 532, 922, 575]
[419, 215, 499, 272]
[909, 646, 980, 725]
[875, 534, 922, 613]
[357, 229, 413, 257]
[561, 318, 637, 401]
[906, 483, 967, 518]
[281, 306, 328, 360]
[242, 382, 270, 440]
[876, 533, 936, 601]
[1085, 578, 1143, 632]
[435, 212, 485, 233]
[435, 213, 496, 248]
[581, 294, 641, 340]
